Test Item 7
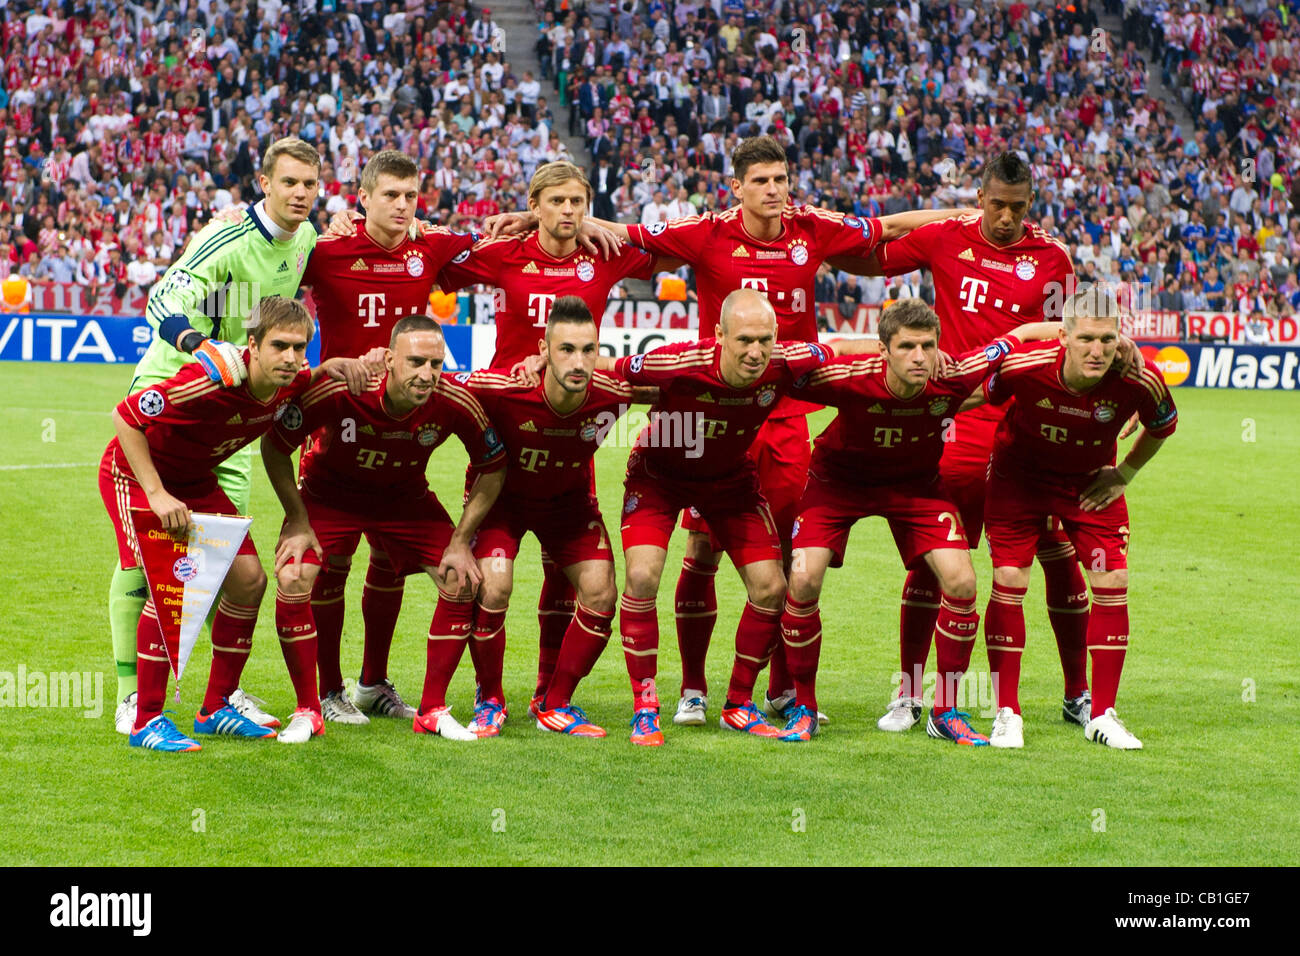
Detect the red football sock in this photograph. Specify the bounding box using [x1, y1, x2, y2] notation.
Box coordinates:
[780, 596, 822, 713]
[619, 592, 659, 710]
[766, 640, 793, 703]
[276, 588, 320, 713]
[899, 566, 941, 698]
[417, 589, 474, 713]
[546, 602, 614, 708]
[984, 584, 1027, 714]
[311, 563, 348, 696]
[727, 601, 782, 704]
[468, 603, 507, 705]
[134, 600, 175, 730]
[537, 560, 575, 696]
[1040, 540, 1090, 699]
[203, 596, 259, 714]
[674, 556, 717, 696]
[933, 592, 979, 712]
[360, 552, 405, 686]
[1087, 586, 1129, 715]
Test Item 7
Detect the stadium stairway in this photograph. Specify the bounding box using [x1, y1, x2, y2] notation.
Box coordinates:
[1097, 10, 1195, 132]
[499, 1, 656, 298]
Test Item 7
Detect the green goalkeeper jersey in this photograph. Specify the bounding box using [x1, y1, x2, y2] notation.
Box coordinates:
[133, 201, 318, 382]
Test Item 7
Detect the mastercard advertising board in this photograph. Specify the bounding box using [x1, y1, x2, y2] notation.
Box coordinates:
[1139, 342, 1300, 390]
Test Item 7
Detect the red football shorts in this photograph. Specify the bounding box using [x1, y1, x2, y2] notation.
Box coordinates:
[938, 409, 997, 546]
[985, 468, 1130, 572]
[680, 414, 810, 548]
[473, 493, 613, 569]
[941, 408, 1072, 554]
[303, 490, 454, 577]
[99, 446, 258, 570]
[793, 471, 968, 570]
[621, 453, 782, 567]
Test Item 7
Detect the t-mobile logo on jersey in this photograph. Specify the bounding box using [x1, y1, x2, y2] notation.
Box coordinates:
[959, 276, 990, 312]
[358, 292, 386, 328]
[527, 293, 557, 327]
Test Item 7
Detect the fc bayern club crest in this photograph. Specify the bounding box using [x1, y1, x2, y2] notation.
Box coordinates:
[580, 421, 598, 441]
[296, 252, 305, 274]
[406, 256, 425, 277]
[1015, 260, 1036, 281]
[173, 556, 200, 582]
[790, 244, 808, 265]
[576, 260, 595, 282]
[757, 385, 776, 407]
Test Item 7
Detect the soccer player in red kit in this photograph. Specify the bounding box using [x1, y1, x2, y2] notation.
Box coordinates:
[608, 288, 847, 746]
[581, 136, 960, 725]
[439, 162, 661, 732]
[261, 315, 507, 742]
[99, 298, 365, 751]
[840, 152, 1097, 734]
[975, 290, 1177, 749]
[458, 297, 645, 737]
[303, 151, 480, 726]
[779, 301, 1060, 742]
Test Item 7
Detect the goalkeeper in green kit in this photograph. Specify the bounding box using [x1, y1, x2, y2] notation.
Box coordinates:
[110, 138, 322, 735]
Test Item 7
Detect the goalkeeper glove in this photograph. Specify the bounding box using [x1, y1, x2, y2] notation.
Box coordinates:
[192, 337, 247, 387]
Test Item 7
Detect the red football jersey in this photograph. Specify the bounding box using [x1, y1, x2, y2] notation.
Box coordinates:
[876, 213, 1075, 351]
[984, 342, 1178, 482]
[613, 338, 833, 481]
[459, 369, 634, 501]
[626, 204, 882, 418]
[437, 231, 658, 369]
[626, 204, 884, 342]
[109, 356, 312, 492]
[303, 225, 476, 361]
[793, 337, 1020, 486]
[267, 373, 506, 508]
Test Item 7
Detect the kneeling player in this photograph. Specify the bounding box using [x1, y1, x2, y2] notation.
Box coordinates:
[99, 298, 364, 751]
[976, 290, 1176, 749]
[262, 316, 506, 742]
[781, 300, 1057, 742]
[460, 297, 643, 737]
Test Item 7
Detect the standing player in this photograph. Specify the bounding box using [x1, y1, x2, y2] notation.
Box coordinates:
[973, 290, 1176, 749]
[459, 297, 645, 737]
[109, 138, 322, 735]
[436, 162, 662, 732]
[837, 152, 1096, 734]
[778, 301, 1059, 742]
[607, 289, 852, 746]
[261, 316, 507, 742]
[301, 150, 481, 726]
[99, 298, 363, 751]
[575, 135, 961, 726]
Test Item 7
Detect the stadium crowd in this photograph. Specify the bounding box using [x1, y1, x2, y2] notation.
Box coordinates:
[549, 0, 1300, 317]
[1, 0, 1298, 321]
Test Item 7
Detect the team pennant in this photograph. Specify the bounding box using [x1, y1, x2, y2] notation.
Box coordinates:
[134, 511, 253, 683]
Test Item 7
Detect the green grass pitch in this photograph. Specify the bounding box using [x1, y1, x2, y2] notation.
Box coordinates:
[0, 363, 1296, 866]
